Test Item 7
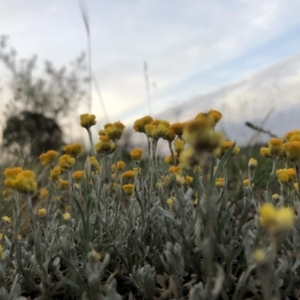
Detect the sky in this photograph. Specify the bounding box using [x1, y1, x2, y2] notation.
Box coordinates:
[1, 0, 300, 137]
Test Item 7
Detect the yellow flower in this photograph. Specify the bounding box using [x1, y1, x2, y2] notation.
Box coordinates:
[215, 177, 225, 187]
[283, 141, 300, 161]
[285, 129, 300, 140]
[89, 156, 100, 171]
[80, 114, 96, 129]
[176, 174, 185, 185]
[0, 244, 5, 260]
[260, 147, 271, 158]
[59, 154, 75, 169]
[72, 170, 85, 182]
[275, 207, 294, 231]
[173, 139, 185, 153]
[95, 136, 116, 155]
[133, 116, 153, 133]
[243, 179, 251, 187]
[62, 212, 71, 221]
[254, 248, 265, 263]
[185, 176, 194, 185]
[122, 170, 136, 179]
[63, 143, 84, 158]
[2, 216, 11, 223]
[259, 203, 294, 233]
[37, 208, 47, 219]
[39, 150, 58, 166]
[268, 138, 284, 157]
[248, 158, 258, 168]
[217, 141, 240, 159]
[3, 167, 23, 188]
[130, 148, 144, 162]
[59, 179, 69, 189]
[104, 121, 125, 140]
[12, 170, 37, 194]
[166, 198, 174, 207]
[164, 152, 179, 165]
[169, 166, 182, 174]
[116, 161, 126, 171]
[50, 166, 62, 181]
[207, 109, 222, 125]
[170, 122, 183, 138]
[39, 188, 49, 200]
[276, 168, 296, 184]
[272, 194, 280, 201]
[259, 203, 277, 228]
[122, 184, 134, 196]
[0, 233, 3, 240]
[133, 167, 142, 174]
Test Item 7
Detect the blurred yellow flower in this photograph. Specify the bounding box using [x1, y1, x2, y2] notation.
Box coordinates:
[50, 166, 62, 181]
[259, 203, 294, 233]
[122, 184, 134, 196]
[72, 170, 85, 182]
[80, 114, 96, 129]
[272, 194, 280, 201]
[59, 179, 69, 189]
[173, 139, 185, 153]
[122, 171, 136, 179]
[254, 248, 265, 263]
[170, 122, 183, 138]
[164, 152, 179, 165]
[215, 177, 225, 187]
[62, 212, 71, 221]
[217, 141, 240, 159]
[95, 136, 116, 155]
[283, 141, 300, 161]
[268, 138, 284, 157]
[260, 147, 271, 158]
[185, 176, 194, 185]
[130, 148, 144, 162]
[285, 129, 300, 140]
[12, 170, 37, 194]
[2, 216, 11, 223]
[39, 188, 49, 200]
[59, 155, 75, 169]
[207, 109, 222, 125]
[104, 121, 125, 140]
[276, 168, 296, 184]
[3, 167, 23, 188]
[116, 161, 126, 171]
[248, 158, 258, 168]
[166, 198, 174, 207]
[169, 166, 182, 174]
[39, 150, 58, 166]
[37, 208, 47, 219]
[133, 116, 153, 133]
[63, 143, 84, 158]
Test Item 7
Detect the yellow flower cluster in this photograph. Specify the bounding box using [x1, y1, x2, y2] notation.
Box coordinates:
[50, 166, 62, 181]
[63, 143, 84, 158]
[59, 154, 76, 169]
[37, 208, 47, 219]
[72, 170, 85, 182]
[259, 203, 294, 233]
[260, 132, 300, 161]
[122, 170, 136, 179]
[173, 139, 185, 154]
[4, 169, 37, 194]
[80, 114, 96, 129]
[164, 152, 179, 165]
[133, 116, 153, 133]
[182, 110, 225, 158]
[39, 150, 58, 166]
[122, 184, 134, 196]
[276, 168, 296, 184]
[59, 179, 69, 189]
[95, 135, 116, 155]
[217, 141, 240, 159]
[39, 188, 49, 200]
[3, 167, 23, 188]
[103, 121, 126, 141]
[130, 148, 144, 162]
[215, 177, 225, 187]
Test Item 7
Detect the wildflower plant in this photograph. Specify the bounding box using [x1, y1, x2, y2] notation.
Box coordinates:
[1, 109, 300, 299]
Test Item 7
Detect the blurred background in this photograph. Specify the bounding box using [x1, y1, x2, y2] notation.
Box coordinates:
[1, 0, 300, 158]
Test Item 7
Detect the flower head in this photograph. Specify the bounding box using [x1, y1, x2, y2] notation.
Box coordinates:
[217, 141, 240, 159]
[80, 114, 96, 129]
[166, 198, 174, 207]
[104, 121, 125, 140]
[283, 141, 300, 161]
[130, 148, 144, 162]
[2, 216, 11, 223]
[62, 212, 71, 221]
[39, 150, 58, 166]
[133, 116, 153, 133]
[39, 188, 49, 200]
[72, 170, 85, 182]
[12, 170, 37, 194]
[63, 143, 84, 158]
[37, 208, 47, 219]
[122, 184, 134, 196]
[215, 177, 225, 187]
[50, 166, 62, 181]
[59, 154, 75, 169]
